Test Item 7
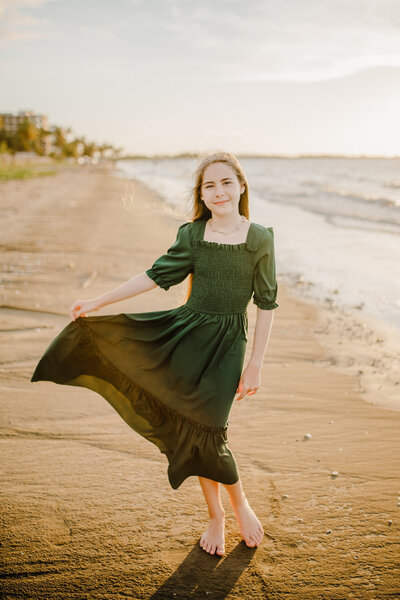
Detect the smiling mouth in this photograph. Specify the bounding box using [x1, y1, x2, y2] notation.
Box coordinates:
[215, 200, 229, 205]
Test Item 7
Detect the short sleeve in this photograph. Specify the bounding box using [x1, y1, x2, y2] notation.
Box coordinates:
[145, 222, 193, 290]
[252, 227, 279, 310]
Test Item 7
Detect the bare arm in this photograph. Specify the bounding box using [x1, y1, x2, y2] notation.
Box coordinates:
[249, 308, 274, 367]
[69, 272, 158, 320]
[95, 272, 157, 308]
[236, 307, 275, 400]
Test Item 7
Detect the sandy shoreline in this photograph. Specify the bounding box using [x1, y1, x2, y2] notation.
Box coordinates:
[1, 165, 399, 599]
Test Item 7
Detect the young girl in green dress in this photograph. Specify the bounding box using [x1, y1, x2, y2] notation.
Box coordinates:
[31, 152, 278, 557]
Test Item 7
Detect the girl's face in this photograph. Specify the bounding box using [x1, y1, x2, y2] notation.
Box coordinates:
[201, 162, 245, 217]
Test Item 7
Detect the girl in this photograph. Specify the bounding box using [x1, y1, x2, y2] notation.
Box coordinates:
[31, 152, 279, 557]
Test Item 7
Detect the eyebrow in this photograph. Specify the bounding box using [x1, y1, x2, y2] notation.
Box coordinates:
[202, 177, 233, 185]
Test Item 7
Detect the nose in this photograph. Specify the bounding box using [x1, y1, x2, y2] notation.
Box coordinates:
[215, 184, 225, 198]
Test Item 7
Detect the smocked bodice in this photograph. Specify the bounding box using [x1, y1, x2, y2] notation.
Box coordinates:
[185, 241, 255, 314]
[145, 218, 279, 315]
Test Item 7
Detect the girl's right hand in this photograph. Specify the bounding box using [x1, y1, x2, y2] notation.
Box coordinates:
[69, 299, 100, 321]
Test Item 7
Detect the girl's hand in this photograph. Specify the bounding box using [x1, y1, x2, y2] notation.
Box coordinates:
[69, 299, 100, 321]
[236, 363, 261, 401]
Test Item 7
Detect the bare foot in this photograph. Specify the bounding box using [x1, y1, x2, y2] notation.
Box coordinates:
[199, 516, 225, 556]
[233, 498, 264, 548]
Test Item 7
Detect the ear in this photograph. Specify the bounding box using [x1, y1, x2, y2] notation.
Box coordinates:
[240, 184, 245, 194]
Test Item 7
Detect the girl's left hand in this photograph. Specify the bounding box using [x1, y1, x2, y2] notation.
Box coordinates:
[236, 363, 261, 401]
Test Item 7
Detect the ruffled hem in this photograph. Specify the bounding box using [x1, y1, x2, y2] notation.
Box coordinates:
[192, 239, 254, 252]
[31, 316, 239, 489]
[145, 266, 170, 290]
[253, 298, 279, 310]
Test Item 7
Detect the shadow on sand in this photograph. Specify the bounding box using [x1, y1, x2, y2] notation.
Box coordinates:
[150, 541, 257, 599]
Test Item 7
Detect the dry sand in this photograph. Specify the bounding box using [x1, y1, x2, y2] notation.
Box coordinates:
[1, 164, 399, 600]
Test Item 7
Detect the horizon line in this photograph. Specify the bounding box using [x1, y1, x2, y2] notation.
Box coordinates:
[120, 152, 400, 160]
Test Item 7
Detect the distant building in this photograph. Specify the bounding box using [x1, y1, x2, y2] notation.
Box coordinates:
[0, 110, 49, 134]
[0, 111, 51, 154]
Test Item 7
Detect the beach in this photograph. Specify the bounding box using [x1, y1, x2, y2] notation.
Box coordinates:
[1, 164, 399, 599]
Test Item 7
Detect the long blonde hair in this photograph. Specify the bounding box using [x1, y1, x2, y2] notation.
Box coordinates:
[183, 151, 250, 303]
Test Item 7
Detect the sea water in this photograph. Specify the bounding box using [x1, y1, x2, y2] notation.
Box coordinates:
[115, 157, 400, 337]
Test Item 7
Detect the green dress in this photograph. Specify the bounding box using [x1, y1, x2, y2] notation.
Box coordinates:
[31, 218, 279, 489]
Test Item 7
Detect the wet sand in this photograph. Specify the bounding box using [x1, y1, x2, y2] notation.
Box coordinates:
[1, 164, 399, 599]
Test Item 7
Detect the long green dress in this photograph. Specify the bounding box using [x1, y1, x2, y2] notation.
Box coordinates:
[31, 218, 279, 489]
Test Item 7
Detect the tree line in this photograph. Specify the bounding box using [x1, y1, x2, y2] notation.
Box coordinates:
[0, 117, 122, 159]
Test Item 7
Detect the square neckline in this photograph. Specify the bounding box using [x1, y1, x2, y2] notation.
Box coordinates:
[200, 218, 254, 247]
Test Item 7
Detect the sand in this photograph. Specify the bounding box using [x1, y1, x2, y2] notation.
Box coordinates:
[1, 164, 399, 600]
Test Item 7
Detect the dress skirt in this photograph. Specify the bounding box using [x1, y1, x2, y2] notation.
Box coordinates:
[31, 305, 248, 489]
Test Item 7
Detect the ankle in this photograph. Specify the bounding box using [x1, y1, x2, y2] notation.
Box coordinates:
[209, 509, 225, 522]
[230, 492, 249, 511]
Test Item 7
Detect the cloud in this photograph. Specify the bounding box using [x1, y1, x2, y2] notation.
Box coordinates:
[80, 25, 114, 39]
[2, 0, 400, 83]
[0, 0, 55, 43]
[157, 0, 400, 82]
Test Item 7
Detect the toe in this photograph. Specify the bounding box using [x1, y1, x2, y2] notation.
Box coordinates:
[216, 545, 225, 556]
[244, 536, 255, 548]
[250, 536, 258, 546]
[255, 531, 263, 544]
[209, 544, 216, 555]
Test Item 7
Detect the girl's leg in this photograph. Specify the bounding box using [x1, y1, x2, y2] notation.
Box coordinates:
[198, 476, 226, 556]
[223, 478, 264, 548]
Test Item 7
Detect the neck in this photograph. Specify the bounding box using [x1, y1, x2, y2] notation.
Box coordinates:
[209, 212, 242, 228]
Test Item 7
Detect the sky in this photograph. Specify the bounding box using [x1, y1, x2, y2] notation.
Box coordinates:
[1, 0, 400, 156]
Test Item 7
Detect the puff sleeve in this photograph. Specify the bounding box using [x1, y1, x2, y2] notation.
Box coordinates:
[252, 227, 279, 310]
[145, 222, 193, 290]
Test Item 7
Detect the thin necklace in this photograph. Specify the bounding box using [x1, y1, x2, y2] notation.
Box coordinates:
[209, 214, 248, 236]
